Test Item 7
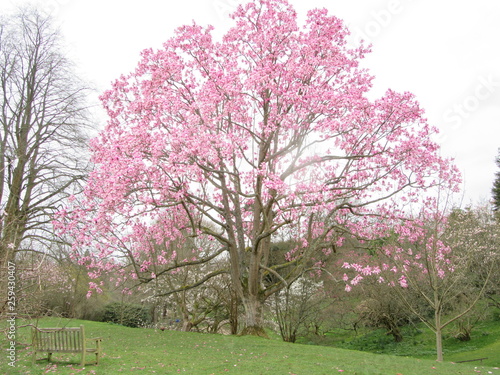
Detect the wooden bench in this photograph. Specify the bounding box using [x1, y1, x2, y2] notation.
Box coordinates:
[32, 325, 102, 366]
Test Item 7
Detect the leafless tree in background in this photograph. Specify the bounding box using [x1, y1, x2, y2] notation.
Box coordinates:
[0, 7, 91, 314]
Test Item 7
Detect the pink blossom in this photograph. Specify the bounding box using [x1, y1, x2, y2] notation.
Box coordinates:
[56, 0, 460, 320]
[399, 275, 408, 288]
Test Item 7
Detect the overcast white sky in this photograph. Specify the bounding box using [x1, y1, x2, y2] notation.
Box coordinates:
[2, 0, 500, 205]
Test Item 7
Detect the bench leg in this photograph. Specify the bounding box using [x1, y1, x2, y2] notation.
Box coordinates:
[81, 351, 86, 367]
[32, 351, 36, 366]
[48, 353, 52, 363]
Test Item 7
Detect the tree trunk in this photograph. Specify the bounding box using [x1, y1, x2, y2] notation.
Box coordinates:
[182, 319, 193, 332]
[179, 292, 192, 332]
[229, 288, 239, 335]
[240, 294, 268, 337]
[434, 288, 444, 362]
[435, 327, 443, 362]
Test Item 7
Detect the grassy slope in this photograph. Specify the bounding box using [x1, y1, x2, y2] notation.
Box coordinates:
[301, 320, 500, 368]
[1, 318, 499, 375]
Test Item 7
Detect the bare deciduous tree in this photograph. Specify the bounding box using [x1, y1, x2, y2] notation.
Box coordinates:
[0, 7, 91, 313]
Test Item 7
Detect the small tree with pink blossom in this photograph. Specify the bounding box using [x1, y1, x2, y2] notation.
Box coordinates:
[343, 194, 497, 361]
[58, 0, 460, 336]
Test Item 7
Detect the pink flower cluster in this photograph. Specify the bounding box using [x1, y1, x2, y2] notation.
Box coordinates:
[55, 0, 460, 294]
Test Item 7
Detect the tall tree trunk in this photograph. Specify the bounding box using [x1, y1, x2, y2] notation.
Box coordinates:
[240, 293, 268, 337]
[238, 237, 269, 337]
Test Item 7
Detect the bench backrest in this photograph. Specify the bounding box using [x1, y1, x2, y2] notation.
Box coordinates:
[32, 326, 85, 352]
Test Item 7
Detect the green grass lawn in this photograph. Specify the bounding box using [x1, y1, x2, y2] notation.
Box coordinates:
[1, 317, 499, 375]
[300, 319, 500, 368]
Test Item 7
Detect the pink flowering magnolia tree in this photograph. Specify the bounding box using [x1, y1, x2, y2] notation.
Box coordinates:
[57, 0, 460, 336]
[342, 192, 497, 362]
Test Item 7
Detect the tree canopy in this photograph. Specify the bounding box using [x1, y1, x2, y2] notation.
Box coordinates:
[58, 0, 460, 335]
